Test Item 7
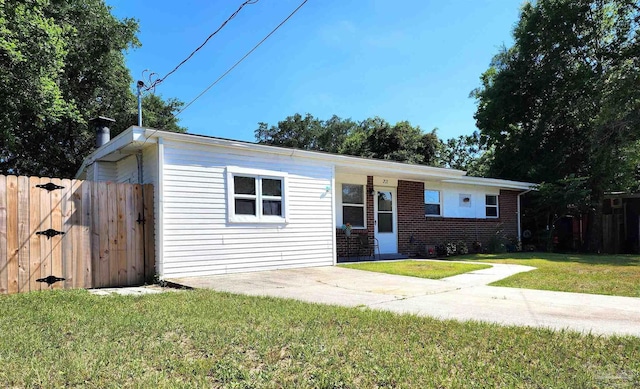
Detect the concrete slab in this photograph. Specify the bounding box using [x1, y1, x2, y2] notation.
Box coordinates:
[88, 285, 170, 296]
[167, 265, 640, 337]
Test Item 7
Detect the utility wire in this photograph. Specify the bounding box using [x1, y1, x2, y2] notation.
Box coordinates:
[144, 0, 259, 91]
[175, 0, 308, 117]
[141, 0, 308, 145]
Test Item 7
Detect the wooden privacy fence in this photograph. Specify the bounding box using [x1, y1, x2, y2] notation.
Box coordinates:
[602, 214, 624, 254]
[0, 175, 154, 294]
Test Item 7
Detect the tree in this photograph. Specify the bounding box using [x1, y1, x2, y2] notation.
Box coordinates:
[437, 132, 491, 176]
[0, 0, 185, 178]
[472, 0, 640, 251]
[133, 94, 186, 133]
[533, 176, 592, 250]
[256, 114, 441, 166]
[255, 113, 323, 150]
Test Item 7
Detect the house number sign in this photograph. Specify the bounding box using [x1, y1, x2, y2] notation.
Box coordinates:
[373, 177, 397, 187]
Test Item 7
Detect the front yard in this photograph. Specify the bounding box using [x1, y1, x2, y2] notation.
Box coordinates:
[343, 253, 640, 297]
[0, 290, 638, 387]
[463, 252, 640, 297]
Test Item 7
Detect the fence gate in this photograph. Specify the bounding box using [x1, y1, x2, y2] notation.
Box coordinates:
[0, 175, 154, 294]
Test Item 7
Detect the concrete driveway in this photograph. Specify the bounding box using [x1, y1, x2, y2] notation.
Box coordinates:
[167, 262, 640, 337]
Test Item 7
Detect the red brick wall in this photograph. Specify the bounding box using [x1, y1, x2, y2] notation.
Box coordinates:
[336, 176, 375, 257]
[397, 180, 520, 256]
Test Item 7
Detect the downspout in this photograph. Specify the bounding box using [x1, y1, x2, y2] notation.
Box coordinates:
[156, 137, 165, 279]
[517, 189, 534, 244]
[136, 151, 147, 281]
[330, 165, 337, 265]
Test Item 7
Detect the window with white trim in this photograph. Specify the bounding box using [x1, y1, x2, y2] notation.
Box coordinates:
[342, 183, 365, 228]
[486, 194, 498, 218]
[424, 189, 441, 216]
[227, 167, 287, 223]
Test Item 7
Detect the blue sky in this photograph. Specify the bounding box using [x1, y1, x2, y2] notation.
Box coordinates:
[107, 0, 522, 142]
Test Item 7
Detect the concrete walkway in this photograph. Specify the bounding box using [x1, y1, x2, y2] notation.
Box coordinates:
[168, 263, 640, 337]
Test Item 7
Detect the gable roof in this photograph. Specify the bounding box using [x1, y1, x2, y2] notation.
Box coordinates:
[76, 126, 536, 190]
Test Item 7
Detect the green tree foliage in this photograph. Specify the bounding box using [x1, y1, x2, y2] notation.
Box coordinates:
[256, 114, 442, 166]
[533, 176, 592, 250]
[437, 132, 492, 176]
[472, 0, 640, 251]
[0, 0, 185, 178]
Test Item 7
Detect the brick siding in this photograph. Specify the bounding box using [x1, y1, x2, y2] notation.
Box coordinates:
[336, 178, 521, 258]
[397, 180, 520, 256]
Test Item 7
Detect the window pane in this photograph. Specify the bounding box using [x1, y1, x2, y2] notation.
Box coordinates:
[234, 176, 255, 195]
[262, 178, 282, 197]
[377, 191, 392, 211]
[425, 190, 440, 204]
[486, 195, 497, 206]
[425, 204, 441, 216]
[235, 199, 256, 215]
[378, 213, 393, 233]
[342, 184, 363, 204]
[343, 206, 364, 227]
[486, 206, 498, 217]
[262, 200, 282, 216]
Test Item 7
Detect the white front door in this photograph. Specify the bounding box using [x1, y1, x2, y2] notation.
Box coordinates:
[374, 187, 398, 254]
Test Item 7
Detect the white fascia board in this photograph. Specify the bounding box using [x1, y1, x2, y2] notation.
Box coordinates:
[442, 176, 537, 191]
[142, 129, 468, 180]
[75, 126, 149, 179]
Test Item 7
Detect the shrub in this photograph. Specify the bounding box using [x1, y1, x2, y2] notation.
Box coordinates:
[487, 235, 506, 253]
[445, 242, 457, 256]
[435, 244, 447, 257]
[456, 240, 469, 255]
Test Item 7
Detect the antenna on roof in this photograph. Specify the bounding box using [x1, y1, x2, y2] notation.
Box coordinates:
[136, 80, 145, 126]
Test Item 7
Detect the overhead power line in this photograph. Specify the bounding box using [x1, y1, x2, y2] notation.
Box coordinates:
[175, 0, 309, 117]
[141, 0, 308, 145]
[145, 0, 259, 91]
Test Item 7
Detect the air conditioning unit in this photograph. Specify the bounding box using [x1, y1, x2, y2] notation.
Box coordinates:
[610, 198, 622, 209]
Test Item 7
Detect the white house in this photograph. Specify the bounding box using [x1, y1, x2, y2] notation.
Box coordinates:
[76, 126, 534, 279]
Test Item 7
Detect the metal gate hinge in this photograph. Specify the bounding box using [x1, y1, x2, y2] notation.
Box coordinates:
[36, 183, 65, 191]
[36, 229, 65, 239]
[36, 275, 65, 286]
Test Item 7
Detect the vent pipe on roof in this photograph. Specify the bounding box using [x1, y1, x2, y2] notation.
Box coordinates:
[91, 116, 116, 148]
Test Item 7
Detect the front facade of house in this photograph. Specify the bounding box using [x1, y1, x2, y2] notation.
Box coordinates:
[77, 127, 534, 279]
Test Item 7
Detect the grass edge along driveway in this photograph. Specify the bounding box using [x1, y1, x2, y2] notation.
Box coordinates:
[0, 289, 638, 388]
[460, 252, 640, 297]
[339, 259, 491, 279]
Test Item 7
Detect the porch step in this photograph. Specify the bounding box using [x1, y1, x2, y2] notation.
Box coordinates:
[337, 253, 409, 263]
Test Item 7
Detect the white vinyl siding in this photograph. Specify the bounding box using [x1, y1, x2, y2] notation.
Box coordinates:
[160, 141, 334, 278]
[85, 163, 95, 181]
[116, 154, 137, 183]
[142, 146, 158, 185]
[94, 161, 116, 181]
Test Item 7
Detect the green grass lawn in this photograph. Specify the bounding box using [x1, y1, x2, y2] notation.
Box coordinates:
[1, 290, 638, 388]
[460, 252, 640, 297]
[339, 259, 491, 279]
